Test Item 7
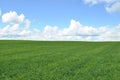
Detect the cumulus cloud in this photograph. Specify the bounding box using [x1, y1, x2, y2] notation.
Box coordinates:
[24, 19, 30, 30]
[106, 2, 120, 13]
[62, 19, 99, 36]
[0, 11, 31, 39]
[0, 11, 120, 41]
[0, 24, 19, 35]
[83, 0, 100, 5]
[83, 0, 120, 13]
[2, 11, 25, 24]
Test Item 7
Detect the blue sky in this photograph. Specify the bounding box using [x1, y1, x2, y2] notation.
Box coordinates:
[0, 0, 120, 27]
[0, 0, 120, 40]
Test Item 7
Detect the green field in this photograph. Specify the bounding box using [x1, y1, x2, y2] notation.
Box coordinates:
[0, 40, 120, 80]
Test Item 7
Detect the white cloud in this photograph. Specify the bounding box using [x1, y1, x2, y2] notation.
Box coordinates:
[83, 0, 120, 13]
[2, 11, 25, 24]
[0, 25, 10, 34]
[10, 24, 19, 31]
[0, 11, 120, 41]
[0, 11, 31, 39]
[24, 19, 30, 30]
[106, 2, 120, 13]
[62, 19, 99, 36]
[43, 25, 59, 34]
[83, 0, 99, 5]
[0, 24, 19, 35]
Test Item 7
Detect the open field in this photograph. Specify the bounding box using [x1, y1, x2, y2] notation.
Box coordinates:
[0, 40, 120, 80]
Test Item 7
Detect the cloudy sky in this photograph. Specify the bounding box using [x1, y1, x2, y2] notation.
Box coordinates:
[0, 0, 120, 41]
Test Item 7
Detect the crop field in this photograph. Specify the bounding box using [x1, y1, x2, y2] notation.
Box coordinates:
[0, 40, 120, 80]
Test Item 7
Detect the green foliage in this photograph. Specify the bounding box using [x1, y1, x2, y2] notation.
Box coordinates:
[0, 40, 120, 80]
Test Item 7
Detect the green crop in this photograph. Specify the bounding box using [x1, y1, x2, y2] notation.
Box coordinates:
[0, 40, 120, 80]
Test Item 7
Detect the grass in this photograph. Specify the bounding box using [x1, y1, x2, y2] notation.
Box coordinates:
[0, 40, 120, 80]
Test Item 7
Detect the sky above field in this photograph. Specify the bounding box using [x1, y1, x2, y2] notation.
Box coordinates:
[0, 0, 120, 41]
